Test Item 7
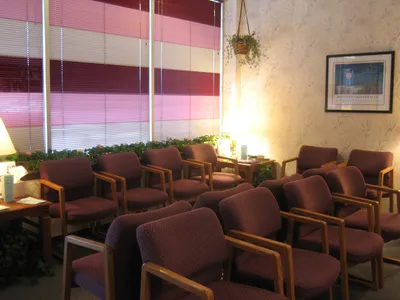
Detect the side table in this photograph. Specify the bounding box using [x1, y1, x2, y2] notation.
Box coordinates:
[0, 200, 52, 263]
[238, 159, 277, 184]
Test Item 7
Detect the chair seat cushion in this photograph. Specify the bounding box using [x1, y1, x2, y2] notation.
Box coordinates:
[234, 248, 339, 299]
[192, 172, 243, 189]
[72, 253, 104, 299]
[178, 280, 286, 300]
[107, 188, 168, 210]
[49, 196, 118, 223]
[344, 210, 400, 242]
[156, 179, 208, 199]
[297, 225, 383, 263]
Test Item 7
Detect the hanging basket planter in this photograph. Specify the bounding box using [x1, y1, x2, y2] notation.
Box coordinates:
[225, 0, 263, 68]
[233, 40, 249, 55]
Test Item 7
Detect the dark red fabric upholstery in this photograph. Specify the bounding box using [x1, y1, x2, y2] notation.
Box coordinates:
[302, 164, 338, 178]
[258, 174, 303, 212]
[137, 208, 228, 300]
[297, 145, 338, 174]
[283, 177, 384, 264]
[191, 172, 243, 189]
[219, 187, 340, 299]
[144, 147, 183, 180]
[107, 187, 168, 210]
[179, 281, 286, 300]
[154, 179, 209, 200]
[297, 225, 383, 263]
[72, 201, 192, 300]
[219, 188, 282, 238]
[235, 249, 339, 299]
[49, 196, 118, 223]
[194, 183, 254, 223]
[347, 149, 393, 186]
[183, 143, 218, 166]
[40, 157, 94, 203]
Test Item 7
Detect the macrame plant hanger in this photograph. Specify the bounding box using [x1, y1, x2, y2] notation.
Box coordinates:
[234, 0, 251, 55]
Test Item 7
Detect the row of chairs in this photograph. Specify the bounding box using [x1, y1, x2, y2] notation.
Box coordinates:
[39, 144, 242, 238]
[63, 165, 400, 300]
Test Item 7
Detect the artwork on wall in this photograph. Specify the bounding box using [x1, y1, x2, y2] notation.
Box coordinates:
[325, 51, 395, 113]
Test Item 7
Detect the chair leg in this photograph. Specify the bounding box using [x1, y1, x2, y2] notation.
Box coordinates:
[339, 256, 350, 300]
[328, 288, 333, 300]
[62, 239, 72, 300]
[371, 257, 379, 291]
[378, 254, 384, 289]
[389, 193, 394, 213]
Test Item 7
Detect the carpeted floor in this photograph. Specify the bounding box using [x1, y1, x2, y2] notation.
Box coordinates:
[1, 240, 400, 300]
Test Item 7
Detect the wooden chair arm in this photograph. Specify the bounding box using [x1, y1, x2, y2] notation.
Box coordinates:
[336, 162, 347, 168]
[147, 165, 174, 203]
[99, 172, 127, 214]
[280, 211, 329, 254]
[332, 195, 375, 232]
[365, 183, 398, 195]
[225, 236, 284, 295]
[227, 231, 294, 299]
[378, 166, 394, 186]
[321, 161, 337, 167]
[290, 208, 344, 227]
[186, 159, 214, 190]
[182, 160, 206, 184]
[64, 235, 114, 300]
[142, 166, 167, 194]
[281, 157, 298, 178]
[140, 262, 214, 300]
[94, 173, 118, 206]
[217, 156, 238, 175]
[40, 179, 67, 223]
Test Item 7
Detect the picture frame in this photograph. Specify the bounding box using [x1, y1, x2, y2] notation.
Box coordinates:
[325, 51, 395, 113]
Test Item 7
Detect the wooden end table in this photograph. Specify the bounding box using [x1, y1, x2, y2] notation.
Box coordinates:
[0, 199, 52, 263]
[238, 159, 277, 184]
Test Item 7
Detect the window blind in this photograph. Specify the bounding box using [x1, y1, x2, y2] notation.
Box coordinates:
[0, 0, 44, 152]
[153, 0, 221, 141]
[49, 0, 149, 150]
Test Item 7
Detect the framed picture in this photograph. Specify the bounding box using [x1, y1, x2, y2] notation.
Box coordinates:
[325, 51, 395, 113]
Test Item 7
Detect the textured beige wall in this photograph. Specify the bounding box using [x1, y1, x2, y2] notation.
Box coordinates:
[223, 0, 400, 186]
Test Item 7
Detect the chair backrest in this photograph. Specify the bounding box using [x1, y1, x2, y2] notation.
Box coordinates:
[182, 143, 218, 166]
[144, 147, 183, 180]
[325, 166, 367, 198]
[219, 187, 282, 239]
[40, 157, 94, 202]
[193, 183, 254, 224]
[258, 174, 303, 212]
[284, 176, 333, 238]
[137, 208, 227, 299]
[297, 145, 338, 174]
[284, 175, 333, 215]
[98, 152, 142, 189]
[105, 201, 192, 300]
[348, 149, 393, 185]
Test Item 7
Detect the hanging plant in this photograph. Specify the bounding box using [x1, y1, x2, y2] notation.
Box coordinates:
[225, 0, 262, 68]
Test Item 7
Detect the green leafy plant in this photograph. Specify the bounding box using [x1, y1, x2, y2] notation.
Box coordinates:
[0, 221, 53, 286]
[225, 31, 262, 68]
[252, 164, 273, 187]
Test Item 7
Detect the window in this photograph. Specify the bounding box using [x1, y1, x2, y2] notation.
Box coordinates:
[0, 0, 44, 152]
[153, 0, 221, 140]
[49, 0, 149, 150]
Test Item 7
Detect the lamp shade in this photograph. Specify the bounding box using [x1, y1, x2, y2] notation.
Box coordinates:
[0, 118, 16, 156]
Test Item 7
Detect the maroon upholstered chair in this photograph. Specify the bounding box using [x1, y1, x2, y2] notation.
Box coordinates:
[137, 208, 287, 300]
[183, 143, 243, 190]
[40, 157, 118, 238]
[346, 149, 394, 210]
[98, 152, 169, 214]
[283, 176, 384, 300]
[62, 201, 192, 300]
[281, 145, 338, 178]
[193, 183, 254, 224]
[219, 187, 340, 300]
[325, 166, 400, 269]
[302, 164, 339, 178]
[144, 147, 209, 203]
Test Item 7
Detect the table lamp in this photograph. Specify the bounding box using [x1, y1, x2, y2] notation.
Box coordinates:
[0, 118, 16, 202]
